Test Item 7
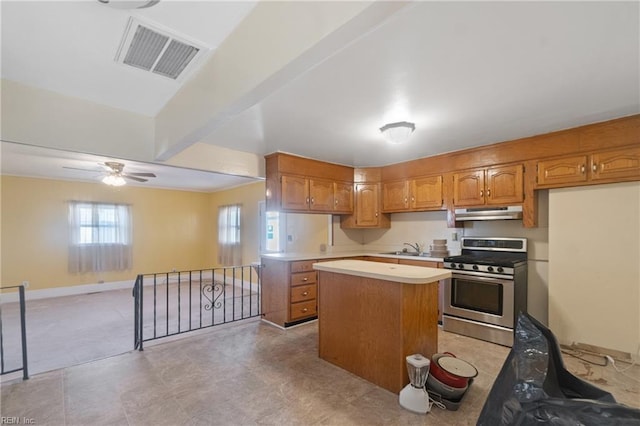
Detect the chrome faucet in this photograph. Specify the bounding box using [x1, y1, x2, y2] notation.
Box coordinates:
[404, 242, 422, 254]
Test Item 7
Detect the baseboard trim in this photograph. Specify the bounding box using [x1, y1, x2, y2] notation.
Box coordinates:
[0, 280, 135, 303]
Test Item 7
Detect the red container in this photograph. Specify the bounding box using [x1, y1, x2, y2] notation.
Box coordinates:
[429, 352, 478, 388]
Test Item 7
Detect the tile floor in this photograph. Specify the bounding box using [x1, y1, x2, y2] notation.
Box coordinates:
[1, 288, 639, 425]
[2, 317, 639, 426]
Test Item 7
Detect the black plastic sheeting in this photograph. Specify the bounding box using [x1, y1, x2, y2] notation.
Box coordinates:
[477, 312, 640, 426]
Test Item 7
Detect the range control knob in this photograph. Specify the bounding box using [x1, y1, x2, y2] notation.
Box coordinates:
[497, 267, 504, 273]
[458, 264, 464, 269]
[472, 265, 479, 271]
[487, 266, 494, 272]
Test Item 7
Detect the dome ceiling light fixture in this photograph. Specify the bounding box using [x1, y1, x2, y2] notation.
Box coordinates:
[380, 121, 416, 145]
[97, 0, 160, 9]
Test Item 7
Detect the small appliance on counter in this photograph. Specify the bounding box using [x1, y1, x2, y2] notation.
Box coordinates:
[399, 354, 431, 414]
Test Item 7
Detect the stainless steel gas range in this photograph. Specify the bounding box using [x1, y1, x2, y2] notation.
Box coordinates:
[442, 237, 527, 347]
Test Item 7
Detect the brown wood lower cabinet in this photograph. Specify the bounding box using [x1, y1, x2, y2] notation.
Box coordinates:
[397, 259, 446, 323]
[363, 256, 399, 264]
[261, 257, 318, 327]
[318, 270, 438, 393]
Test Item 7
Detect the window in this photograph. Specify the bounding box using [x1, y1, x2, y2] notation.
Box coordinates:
[259, 201, 284, 253]
[68, 202, 132, 273]
[218, 204, 242, 265]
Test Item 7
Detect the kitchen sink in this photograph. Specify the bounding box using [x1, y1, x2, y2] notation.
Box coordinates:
[379, 251, 421, 256]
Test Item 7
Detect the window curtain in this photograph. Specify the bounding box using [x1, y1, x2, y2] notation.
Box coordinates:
[68, 202, 132, 273]
[218, 204, 242, 266]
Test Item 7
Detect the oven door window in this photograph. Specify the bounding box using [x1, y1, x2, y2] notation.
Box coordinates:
[451, 278, 503, 316]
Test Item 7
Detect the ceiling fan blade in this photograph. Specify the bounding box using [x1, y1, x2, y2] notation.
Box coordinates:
[63, 166, 102, 173]
[126, 172, 156, 177]
[123, 175, 148, 182]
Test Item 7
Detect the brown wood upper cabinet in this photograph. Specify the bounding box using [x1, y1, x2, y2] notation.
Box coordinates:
[453, 164, 524, 207]
[341, 168, 390, 229]
[266, 152, 354, 213]
[281, 176, 353, 213]
[341, 183, 389, 228]
[537, 146, 640, 187]
[382, 175, 443, 212]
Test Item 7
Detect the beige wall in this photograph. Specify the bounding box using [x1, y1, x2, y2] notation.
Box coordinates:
[208, 181, 265, 266]
[1, 176, 264, 291]
[549, 182, 639, 355]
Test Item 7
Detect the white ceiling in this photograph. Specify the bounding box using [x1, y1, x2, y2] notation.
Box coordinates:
[1, 0, 257, 116]
[1, 142, 259, 192]
[1, 1, 639, 191]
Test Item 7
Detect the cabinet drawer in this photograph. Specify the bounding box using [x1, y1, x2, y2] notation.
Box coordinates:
[291, 284, 317, 303]
[290, 260, 316, 273]
[291, 271, 317, 286]
[290, 300, 317, 320]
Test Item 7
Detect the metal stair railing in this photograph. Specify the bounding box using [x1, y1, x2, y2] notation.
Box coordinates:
[133, 264, 261, 351]
[0, 285, 29, 380]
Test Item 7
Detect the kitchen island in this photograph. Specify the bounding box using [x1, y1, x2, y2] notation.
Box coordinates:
[313, 259, 451, 393]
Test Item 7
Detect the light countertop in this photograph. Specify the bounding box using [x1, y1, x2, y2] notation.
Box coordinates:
[260, 251, 446, 263]
[313, 259, 451, 284]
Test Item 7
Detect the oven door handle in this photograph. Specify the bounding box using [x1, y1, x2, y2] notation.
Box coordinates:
[450, 271, 514, 282]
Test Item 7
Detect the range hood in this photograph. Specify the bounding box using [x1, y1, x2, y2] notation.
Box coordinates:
[454, 206, 523, 221]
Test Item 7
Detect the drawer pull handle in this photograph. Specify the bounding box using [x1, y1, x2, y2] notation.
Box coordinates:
[302, 277, 308, 281]
[486, 189, 491, 197]
[302, 308, 308, 313]
[302, 291, 309, 296]
[592, 163, 598, 172]
[480, 189, 484, 197]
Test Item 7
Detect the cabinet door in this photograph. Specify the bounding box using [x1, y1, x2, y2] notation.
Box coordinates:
[411, 176, 443, 209]
[281, 176, 309, 210]
[354, 183, 380, 226]
[453, 170, 485, 206]
[260, 257, 289, 327]
[333, 182, 354, 213]
[591, 147, 640, 181]
[537, 155, 588, 186]
[382, 180, 409, 212]
[486, 164, 524, 205]
[309, 178, 334, 211]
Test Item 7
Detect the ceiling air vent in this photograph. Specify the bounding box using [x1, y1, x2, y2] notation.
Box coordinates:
[116, 17, 206, 80]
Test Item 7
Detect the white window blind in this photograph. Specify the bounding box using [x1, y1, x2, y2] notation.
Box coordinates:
[68, 202, 132, 273]
[218, 204, 242, 266]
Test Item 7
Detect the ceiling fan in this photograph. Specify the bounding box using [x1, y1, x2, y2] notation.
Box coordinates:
[64, 161, 156, 186]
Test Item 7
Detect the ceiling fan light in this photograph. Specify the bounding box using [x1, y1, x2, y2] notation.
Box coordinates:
[102, 175, 126, 186]
[380, 121, 416, 145]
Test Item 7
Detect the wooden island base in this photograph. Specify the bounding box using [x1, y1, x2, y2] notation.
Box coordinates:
[316, 266, 441, 394]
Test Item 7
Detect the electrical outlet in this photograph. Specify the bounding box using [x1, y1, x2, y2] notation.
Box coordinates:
[451, 232, 458, 241]
[22, 281, 29, 288]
